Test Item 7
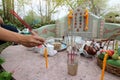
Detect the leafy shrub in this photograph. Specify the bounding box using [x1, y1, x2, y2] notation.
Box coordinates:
[0, 57, 13, 80]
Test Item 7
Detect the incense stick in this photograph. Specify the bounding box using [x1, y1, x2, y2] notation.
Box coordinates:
[44, 47, 48, 68]
[100, 53, 108, 80]
[10, 10, 32, 32]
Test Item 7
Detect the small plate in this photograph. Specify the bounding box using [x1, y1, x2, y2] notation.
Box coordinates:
[57, 42, 67, 52]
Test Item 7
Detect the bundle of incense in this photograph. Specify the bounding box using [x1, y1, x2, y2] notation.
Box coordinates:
[69, 52, 76, 64]
[67, 46, 77, 64]
[10, 10, 32, 32]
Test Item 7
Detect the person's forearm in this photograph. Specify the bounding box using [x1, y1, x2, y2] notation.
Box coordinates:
[0, 27, 22, 43]
[0, 16, 4, 24]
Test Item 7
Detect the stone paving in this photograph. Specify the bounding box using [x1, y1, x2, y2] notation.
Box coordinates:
[0, 45, 120, 80]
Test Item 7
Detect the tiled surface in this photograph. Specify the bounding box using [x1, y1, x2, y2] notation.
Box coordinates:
[0, 45, 120, 80]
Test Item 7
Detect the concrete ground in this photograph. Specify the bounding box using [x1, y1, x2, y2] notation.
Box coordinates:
[0, 45, 120, 80]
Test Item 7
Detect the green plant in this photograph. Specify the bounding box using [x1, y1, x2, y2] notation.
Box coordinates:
[0, 71, 12, 80]
[31, 20, 55, 29]
[0, 57, 13, 80]
[4, 19, 24, 30]
[0, 57, 5, 65]
[0, 42, 12, 53]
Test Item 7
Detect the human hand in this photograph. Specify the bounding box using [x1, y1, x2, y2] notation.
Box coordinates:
[19, 35, 45, 47]
[31, 30, 38, 36]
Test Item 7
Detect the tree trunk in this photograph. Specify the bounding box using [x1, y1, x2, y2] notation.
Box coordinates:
[11, 0, 14, 23]
[90, 0, 99, 15]
[39, 0, 43, 24]
[2, 0, 5, 18]
[2, 0, 14, 22]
